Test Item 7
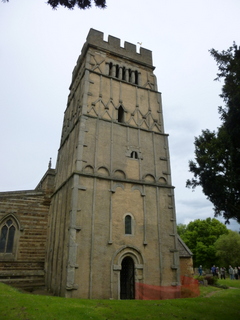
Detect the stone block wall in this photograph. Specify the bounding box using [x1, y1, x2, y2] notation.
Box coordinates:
[0, 170, 53, 290]
[179, 257, 194, 278]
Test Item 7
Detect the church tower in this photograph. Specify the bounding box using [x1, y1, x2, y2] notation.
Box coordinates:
[45, 29, 180, 299]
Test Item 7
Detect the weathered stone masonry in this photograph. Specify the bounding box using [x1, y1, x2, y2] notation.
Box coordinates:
[46, 29, 180, 299]
[0, 169, 55, 289]
[0, 29, 193, 297]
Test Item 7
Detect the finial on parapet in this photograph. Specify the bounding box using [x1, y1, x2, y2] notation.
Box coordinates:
[48, 157, 52, 169]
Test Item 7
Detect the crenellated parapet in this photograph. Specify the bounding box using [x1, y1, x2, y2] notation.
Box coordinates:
[72, 29, 153, 84]
[86, 29, 152, 66]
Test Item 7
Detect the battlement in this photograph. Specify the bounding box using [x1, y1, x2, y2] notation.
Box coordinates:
[85, 29, 153, 66]
[71, 29, 154, 89]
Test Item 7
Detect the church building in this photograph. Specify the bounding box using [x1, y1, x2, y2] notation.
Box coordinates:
[0, 29, 193, 299]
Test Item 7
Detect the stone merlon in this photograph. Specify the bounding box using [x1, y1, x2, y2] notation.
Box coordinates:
[72, 29, 153, 83]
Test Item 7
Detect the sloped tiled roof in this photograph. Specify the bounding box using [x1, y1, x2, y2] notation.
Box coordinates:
[177, 235, 193, 257]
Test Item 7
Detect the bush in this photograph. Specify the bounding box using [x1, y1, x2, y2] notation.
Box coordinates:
[194, 275, 204, 282]
[215, 284, 228, 289]
[204, 275, 218, 286]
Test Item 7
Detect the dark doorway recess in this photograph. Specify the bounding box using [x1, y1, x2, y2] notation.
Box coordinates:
[120, 257, 135, 299]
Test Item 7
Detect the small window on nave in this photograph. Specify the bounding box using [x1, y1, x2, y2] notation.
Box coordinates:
[0, 219, 16, 254]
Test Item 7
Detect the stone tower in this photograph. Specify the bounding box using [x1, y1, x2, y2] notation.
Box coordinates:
[45, 29, 180, 299]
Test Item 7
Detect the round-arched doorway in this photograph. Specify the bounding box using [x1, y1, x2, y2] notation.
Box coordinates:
[120, 256, 135, 299]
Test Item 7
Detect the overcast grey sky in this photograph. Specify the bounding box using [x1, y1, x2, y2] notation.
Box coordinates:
[1, 0, 240, 231]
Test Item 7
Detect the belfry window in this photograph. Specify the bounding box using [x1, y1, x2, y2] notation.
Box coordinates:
[118, 106, 124, 123]
[122, 67, 126, 81]
[115, 64, 120, 78]
[135, 71, 138, 85]
[107, 63, 138, 85]
[125, 215, 132, 234]
[109, 62, 113, 76]
[128, 69, 132, 83]
[0, 219, 16, 253]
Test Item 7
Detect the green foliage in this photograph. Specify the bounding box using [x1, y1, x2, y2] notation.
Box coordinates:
[215, 284, 228, 289]
[214, 230, 240, 267]
[180, 218, 228, 267]
[177, 223, 187, 237]
[2, 0, 107, 10]
[194, 275, 204, 282]
[187, 43, 240, 223]
[204, 275, 218, 286]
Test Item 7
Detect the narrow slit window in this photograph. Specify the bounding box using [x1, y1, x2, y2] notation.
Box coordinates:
[115, 64, 119, 78]
[125, 215, 132, 234]
[129, 69, 132, 83]
[135, 70, 138, 85]
[122, 67, 126, 81]
[109, 62, 113, 76]
[118, 106, 124, 123]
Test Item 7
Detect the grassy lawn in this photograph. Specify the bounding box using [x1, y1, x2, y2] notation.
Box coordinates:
[218, 278, 240, 288]
[0, 282, 240, 320]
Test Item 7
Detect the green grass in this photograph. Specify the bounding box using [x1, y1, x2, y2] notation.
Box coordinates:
[0, 282, 240, 320]
[218, 278, 240, 289]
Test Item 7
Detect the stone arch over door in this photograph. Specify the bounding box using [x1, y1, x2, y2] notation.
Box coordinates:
[111, 246, 144, 300]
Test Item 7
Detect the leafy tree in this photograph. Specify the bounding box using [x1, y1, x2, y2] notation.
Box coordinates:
[177, 223, 187, 237]
[186, 43, 240, 224]
[214, 230, 240, 267]
[180, 218, 228, 268]
[2, 0, 107, 10]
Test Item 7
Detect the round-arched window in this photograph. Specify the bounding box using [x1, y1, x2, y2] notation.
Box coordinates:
[125, 215, 132, 234]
